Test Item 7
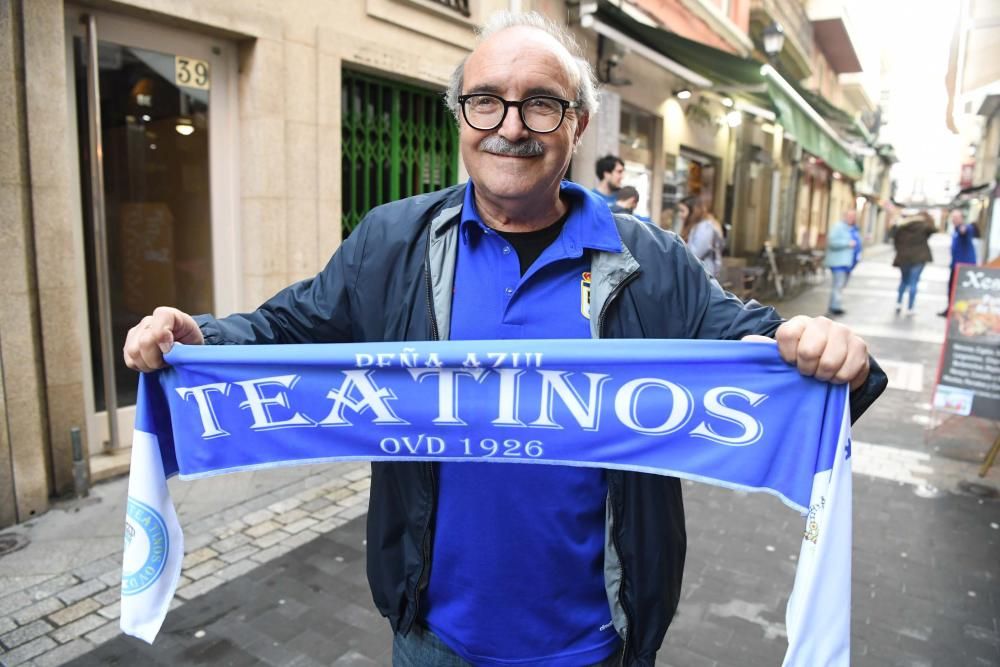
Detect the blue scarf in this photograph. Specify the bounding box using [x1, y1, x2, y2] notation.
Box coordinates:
[120, 339, 852, 666]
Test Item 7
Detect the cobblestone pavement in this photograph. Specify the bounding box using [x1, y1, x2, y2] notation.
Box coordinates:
[2, 236, 998, 666]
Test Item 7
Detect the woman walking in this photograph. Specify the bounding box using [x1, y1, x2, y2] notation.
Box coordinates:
[681, 196, 725, 279]
[890, 213, 936, 315]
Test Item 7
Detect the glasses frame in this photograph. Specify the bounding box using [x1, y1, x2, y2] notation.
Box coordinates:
[457, 93, 581, 134]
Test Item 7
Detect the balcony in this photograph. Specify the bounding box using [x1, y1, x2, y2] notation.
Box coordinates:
[749, 0, 815, 81]
[807, 0, 862, 74]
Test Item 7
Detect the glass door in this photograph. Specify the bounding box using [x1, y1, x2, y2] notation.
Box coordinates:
[66, 9, 237, 453]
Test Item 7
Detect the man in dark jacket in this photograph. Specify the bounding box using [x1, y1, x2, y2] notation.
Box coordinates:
[124, 11, 884, 666]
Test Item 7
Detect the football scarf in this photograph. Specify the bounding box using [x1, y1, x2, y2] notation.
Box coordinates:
[120, 339, 851, 666]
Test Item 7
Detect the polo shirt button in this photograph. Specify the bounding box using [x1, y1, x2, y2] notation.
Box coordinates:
[502, 246, 511, 255]
[504, 287, 513, 296]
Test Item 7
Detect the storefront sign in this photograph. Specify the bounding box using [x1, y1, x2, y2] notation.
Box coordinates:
[934, 265, 1000, 420]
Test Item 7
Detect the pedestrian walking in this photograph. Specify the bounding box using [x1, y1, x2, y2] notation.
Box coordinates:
[592, 154, 623, 207]
[824, 209, 859, 315]
[848, 216, 862, 283]
[680, 195, 725, 279]
[889, 212, 936, 315]
[122, 11, 883, 665]
[938, 208, 978, 316]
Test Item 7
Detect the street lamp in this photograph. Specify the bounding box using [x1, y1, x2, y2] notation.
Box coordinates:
[762, 21, 785, 63]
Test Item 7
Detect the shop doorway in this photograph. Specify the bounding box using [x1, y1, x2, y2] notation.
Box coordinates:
[65, 8, 238, 454]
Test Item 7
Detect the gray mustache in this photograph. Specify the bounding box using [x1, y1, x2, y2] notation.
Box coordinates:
[479, 135, 545, 157]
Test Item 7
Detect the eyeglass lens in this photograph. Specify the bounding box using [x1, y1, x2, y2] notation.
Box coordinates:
[463, 95, 565, 132]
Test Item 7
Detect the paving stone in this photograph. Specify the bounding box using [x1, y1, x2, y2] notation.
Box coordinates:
[56, 579, 106, 606]
[0, 619, 53, 649]
[252, 530, 290, 549]
[343, 468, 369, 481]
[71, 556, 120, 582]
[83, 620, 121, 645]
[0, 575, 49, 600]
[312, 504, 347, 520]
[47, 598, 100, 626]
[213, 533, 251, 553]
[339, 505, 368, 520]
[218, 545, 260, 564]
[273, 508, 309, 525]
[23, 575, 79, 603]
[0, 616, 16, 635]
[0, 635, 56, 665]
[348, 478, 371, 492]
[299, 497, 333, 513]
[242, 509, 275, 525]
[97, 600, 121, 620]
[324, 488, 354, 502]
[313, 517, 348, 534]
[184, 531, 216, 551]
[267, 497, 304, 514]
[50, 614, 107, 644]
[217, 560, 259, 582]
[28, 638, 94, 667]
[98, 569, 121, 588]
[11, 596, 64, 625]
[182, 546, 219, 569]
[176, 576, 224, 601]
[336, 494, 367, 508]
[283, 517, 319, 534]
[250, 544, 293, 563]
[91, 588, 119, 606]
[0, 591, 33, 617]
[244, 520, 281, 538]
[185, 558, 225, 580]
[282, 530, 320, 550]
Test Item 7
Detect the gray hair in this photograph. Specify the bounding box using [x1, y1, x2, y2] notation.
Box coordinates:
[444, 11, 600, 120]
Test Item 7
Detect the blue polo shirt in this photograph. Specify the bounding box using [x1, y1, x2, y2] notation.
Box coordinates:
[423, 181, 623, 665]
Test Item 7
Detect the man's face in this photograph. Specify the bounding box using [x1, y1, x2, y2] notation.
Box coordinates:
[845, 210, 857, 225]
[607, 162, 625, 188]
[950, 210, 964, 226]
[458, 27, 588, 206]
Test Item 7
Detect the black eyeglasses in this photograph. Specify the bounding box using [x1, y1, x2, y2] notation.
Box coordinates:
[457, 94, 581, 134]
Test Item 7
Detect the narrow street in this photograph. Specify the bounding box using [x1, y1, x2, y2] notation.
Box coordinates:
[1, 236, 997, 667]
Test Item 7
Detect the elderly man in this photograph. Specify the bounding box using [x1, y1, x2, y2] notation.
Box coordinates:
[124, 12, 883, 666]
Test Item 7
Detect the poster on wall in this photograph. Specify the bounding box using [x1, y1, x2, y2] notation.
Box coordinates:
[933, 265, 1000, 420]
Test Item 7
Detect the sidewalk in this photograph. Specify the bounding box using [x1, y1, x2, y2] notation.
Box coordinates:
[1, 235, 997, 666]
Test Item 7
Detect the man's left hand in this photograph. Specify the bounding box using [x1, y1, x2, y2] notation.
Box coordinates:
[742, 315, 870, 390]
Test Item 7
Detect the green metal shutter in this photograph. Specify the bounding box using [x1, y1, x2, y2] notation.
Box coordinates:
[341, 70, 460, 238]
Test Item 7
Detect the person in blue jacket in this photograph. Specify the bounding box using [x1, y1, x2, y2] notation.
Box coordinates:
[939, 209, 978, 316]
[824, 209, 858, 315]
[122, 11, 885, 665]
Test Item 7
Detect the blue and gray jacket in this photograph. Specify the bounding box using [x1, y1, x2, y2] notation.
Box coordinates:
[195, 183, 886, 665]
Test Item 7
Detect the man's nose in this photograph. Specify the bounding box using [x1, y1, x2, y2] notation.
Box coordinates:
[497, 105, 530, 142]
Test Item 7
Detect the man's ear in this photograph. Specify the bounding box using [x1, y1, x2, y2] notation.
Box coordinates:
[575, 112, 590, 143]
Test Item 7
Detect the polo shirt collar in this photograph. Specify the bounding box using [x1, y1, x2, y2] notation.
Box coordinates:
[459, 180, 623, 254]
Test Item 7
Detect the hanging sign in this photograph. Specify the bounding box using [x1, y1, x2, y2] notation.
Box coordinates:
[934, 265, 1000, 420]
[175, 56, 210, 90]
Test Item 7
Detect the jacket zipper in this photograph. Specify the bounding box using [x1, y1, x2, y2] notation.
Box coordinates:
[598, 269, 638, 666]
[410, 250, 440, 628]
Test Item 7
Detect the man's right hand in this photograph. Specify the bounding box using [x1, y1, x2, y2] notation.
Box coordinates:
[123, 307, 204, 372]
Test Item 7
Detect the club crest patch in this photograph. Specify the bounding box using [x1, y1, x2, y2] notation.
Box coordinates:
[581, 271, 591, 319]
[122, 497, 169, 596]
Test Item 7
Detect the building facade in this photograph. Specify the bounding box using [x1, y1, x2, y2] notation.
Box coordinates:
[1, 0, 885, 527]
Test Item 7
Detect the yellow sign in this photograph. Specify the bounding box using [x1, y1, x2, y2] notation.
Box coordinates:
[175, 56, 210, 90]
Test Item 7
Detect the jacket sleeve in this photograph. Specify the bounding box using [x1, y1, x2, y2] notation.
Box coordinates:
[194, 219, 371, 345]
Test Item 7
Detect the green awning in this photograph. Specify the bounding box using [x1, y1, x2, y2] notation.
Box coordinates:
[591, 1, 862, 179]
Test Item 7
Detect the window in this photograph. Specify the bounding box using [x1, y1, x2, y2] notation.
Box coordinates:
[341, 70, 460, 237]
